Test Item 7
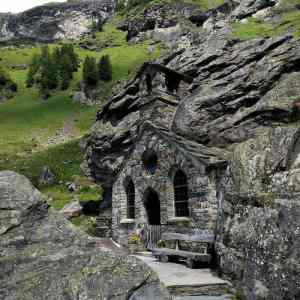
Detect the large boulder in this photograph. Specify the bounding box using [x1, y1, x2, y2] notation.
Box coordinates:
[0, 171, 171, 300]
[60, 200, 82, 219]
[216, 127, 300, 299]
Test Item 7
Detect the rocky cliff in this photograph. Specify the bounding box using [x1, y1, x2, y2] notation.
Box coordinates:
[84, 0, 300, 298]
[0, 171, 171, 300]
[0, 0, 115, 42]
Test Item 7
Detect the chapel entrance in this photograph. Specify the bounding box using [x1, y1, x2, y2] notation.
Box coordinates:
[144, 188, 161, 225]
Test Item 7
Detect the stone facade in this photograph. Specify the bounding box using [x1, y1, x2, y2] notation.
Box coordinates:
[112, 125, 220, 246]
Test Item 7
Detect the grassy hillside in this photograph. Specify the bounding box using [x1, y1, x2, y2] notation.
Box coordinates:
[0, 23, 161, 219]
[232, 0, 300, 39]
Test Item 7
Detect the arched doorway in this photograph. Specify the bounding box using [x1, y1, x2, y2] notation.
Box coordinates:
[144, 188, 161, 225]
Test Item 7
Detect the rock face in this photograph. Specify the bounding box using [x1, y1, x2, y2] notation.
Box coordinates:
[118, 2, 202, 44]
[215, 125, 300, 299]
[0, 0, 115, 42]
[84, 0, 300, 298]
[0, 171, 171, 300]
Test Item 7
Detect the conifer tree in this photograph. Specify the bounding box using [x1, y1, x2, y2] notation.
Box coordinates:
[60, 53, 73, 90]
[98, 55, 112, 81]
[83, 56, 98, 86]
[26, 44, 79, 96]
[62, 44, 79, 73]
[39, 45, 58, 97]
[26, 54, 41, 87]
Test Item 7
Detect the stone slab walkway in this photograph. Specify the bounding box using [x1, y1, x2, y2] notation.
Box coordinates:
[134, 254, 231, 298]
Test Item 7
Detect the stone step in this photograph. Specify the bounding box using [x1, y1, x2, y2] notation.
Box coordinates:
[134, 255, 232, 298]
[167, 283, 230, 297]
[173, 295, 234, 300]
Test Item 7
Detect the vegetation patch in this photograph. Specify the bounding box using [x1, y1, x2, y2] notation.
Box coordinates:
[0, 65, 17, 101]
[0, 17, 161, 233]
[0, 139, 83, 186]
[71, 215, 98, 236]
[231, 18, 275, 40]
[116, 0, 225, 19]
[232, 2, 300, 40]
[183, 0, 225, 10]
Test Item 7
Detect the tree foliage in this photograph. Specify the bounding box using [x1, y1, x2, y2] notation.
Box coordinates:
[98, 55, 112, 82]
[0, 65, 17, 98]
[91, 17, 103, 32]
[83, 56, 99, 86]
[26, 44, 79, 97]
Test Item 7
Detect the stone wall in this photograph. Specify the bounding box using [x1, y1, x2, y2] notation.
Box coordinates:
[111, 129, 219, 246]
[216, 126, 300, 299]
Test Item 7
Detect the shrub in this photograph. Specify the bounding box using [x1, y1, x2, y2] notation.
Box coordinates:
[83, 56, 99, 86]
[98, 55, 112, 81]
[128, 233, 142, 244]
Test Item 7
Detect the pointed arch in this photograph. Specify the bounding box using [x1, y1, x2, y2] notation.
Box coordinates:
[143, 188, 161, 225]
[173, 170, 189, 217]
[125, 178, 135, 219]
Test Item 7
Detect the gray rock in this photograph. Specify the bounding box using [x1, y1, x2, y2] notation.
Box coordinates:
[39, 166, 56, 186]
[66, 181, 77, 192]
[73, 91, 94, 106]
[0, 171, 171, 300]
[82, 1, 300, 299]
[231, 0, 278, 20]
[0, 0, 115, 42]
[60, 200, 82, 218]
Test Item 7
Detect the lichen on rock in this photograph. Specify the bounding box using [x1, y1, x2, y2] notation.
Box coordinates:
[0, 171, 171, 300]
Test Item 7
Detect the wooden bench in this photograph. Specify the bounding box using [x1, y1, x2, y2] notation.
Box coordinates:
[152, 232, 215, 269]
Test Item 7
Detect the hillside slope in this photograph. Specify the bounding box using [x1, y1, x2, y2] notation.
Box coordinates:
[0, 10, 161, 221]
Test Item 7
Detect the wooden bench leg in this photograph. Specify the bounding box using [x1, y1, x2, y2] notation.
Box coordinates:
[160, 254, 169, 263]
[186, 258, 196, 269]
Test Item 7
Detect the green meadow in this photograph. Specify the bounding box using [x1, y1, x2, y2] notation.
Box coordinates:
[0, 24, 160, 217]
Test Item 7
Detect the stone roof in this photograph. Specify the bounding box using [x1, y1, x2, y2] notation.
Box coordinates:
[139, 121, 228, 168]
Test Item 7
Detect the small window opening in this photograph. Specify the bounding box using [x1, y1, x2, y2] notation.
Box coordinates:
[142, 149, 158, 175]
[174, 170, 189, 217]
[126, 179, 135, 219]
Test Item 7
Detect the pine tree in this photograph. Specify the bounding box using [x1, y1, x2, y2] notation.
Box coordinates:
[60, 53, 72, 90]
[39, 45, 58, 97]
[98, 55, 112, 82]
[62, 44, 79, 73]
[26, 44, 79, 95]
[26, 54, 41, 87]
[91, 17, 103, 32]
[83, 56, 98, 86]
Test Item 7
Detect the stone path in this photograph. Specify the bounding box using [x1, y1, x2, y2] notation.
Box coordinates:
[134, 254, 231, 299]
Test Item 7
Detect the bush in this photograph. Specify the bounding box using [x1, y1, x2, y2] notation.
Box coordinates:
[83, 56, 99, 86]
[26, 44, 79, 94]
[91, 18, 103, 32]
[128, 233, 142, 245]
[0, 65, 18, 98]
[98, 55, 112, 81]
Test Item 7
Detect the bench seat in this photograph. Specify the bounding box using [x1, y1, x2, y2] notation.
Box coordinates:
[152, 247, 212, 268]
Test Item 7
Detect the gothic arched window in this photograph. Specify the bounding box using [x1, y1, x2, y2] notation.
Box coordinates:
[173, 170, 189, 217]
[125, 179, 135, 219]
